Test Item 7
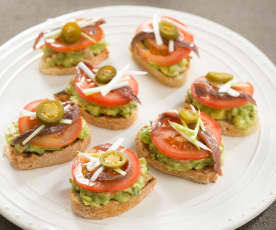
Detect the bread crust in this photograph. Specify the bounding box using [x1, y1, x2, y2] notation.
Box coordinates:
[39, 48, 109, 75]
[135, 128, 218, 184]
[70, 176, 157, 219]
[130, 45, 189, 88]
[3, 136, 91, 170]
[54, 91, 138, 130]
[184, 96, 259, 136]
[79, 107, 138, 130]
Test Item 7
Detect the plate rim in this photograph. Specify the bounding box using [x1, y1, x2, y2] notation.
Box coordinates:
[0, 5, 276, 230]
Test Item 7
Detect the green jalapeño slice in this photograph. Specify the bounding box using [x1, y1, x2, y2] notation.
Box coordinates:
[100, 150, 127, 168]
[95, 65, 117, 84]
[36, 100, 64, 125]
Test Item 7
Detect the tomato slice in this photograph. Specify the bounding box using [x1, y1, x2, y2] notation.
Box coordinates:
[151, 112, 221, 160]
[72, 146, 141, 192]
[45, 26, 103, 53]
[74, 75, 139, 107]
[18, 99, 82, 148]
[191, 77, 255, 109]
[135, 16, 194, 66]
[232, 82, 254, 96]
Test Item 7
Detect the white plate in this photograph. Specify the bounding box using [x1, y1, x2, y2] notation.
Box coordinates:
[0, 5, 276, 230]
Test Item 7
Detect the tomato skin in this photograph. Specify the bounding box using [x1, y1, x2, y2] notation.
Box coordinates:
[74, 75, 139, 107]
[72, 146, 141, 193]
[191, 76, 255, 109]
[151, 112, 221, 160]
[45, 26, 104, 53]
[18, 99, 82, 148]
[135, 16, 194, 66]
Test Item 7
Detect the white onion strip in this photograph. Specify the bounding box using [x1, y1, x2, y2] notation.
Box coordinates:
[90, 166, 104, 181]
[152, 14, 163, 45]
[168, 40, 174, 52]
[20, 110, 36, 120]
[83, 81, 129, 96]
[77, 62, 95, 79]
[108, 138, 124, 151]
[22, 125, 45, 145]
[60, 119, 72, 124]
[113, 168, 127, 176]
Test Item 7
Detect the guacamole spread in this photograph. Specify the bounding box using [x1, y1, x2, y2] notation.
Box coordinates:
[66, 83, 137, 118]
[5, 119, 90, 155]
[71, 158, 151, 207]
[149, 58, 190, 78]
[140, 126, 224, 172]
[188, 90, 257, 130]
[43, 40, 107, 68]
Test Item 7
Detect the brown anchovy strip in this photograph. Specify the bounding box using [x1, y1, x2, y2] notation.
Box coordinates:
[150, 111, 180, 133]
[12, 102, 80, 145]
[193, 82, 256, 105]
[115, 86, 141, 104]
[90, 144, 131, 182]
[198, 128, 222, 175]
[130, 31, 199, 57]
[33, 19, 106, 50]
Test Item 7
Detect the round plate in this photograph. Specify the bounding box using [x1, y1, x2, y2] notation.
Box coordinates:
[0, 5, 276, 230]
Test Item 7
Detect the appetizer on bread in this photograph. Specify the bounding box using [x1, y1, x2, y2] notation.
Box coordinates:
[4, 99, 91, 169]
[55, 61, 145, 130]
[130, 15, 198, 87]
[136, 108, 224, 184]
[186, 72, 258, 136]
[70, 138, 156, 219]
[34, 18, 109, 75]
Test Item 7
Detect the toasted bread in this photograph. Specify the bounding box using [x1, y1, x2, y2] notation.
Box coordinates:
[54, 91, 138, 130]
[130, 46, 190, 88]
[184, 96, 259, 136]
[70, 175, 157, 219]
[135, 128, 218, 184]
[3, 136, 90, 170]
[39, 49, 109, 75]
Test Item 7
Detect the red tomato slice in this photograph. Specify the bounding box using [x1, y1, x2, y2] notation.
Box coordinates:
[18, 99, 82, 148]
[151, 112, 221, 160]
[232, 82, 254, 96]
[74, 75, 139, 107]
[45, 26, 103, 53]
[135, 16, 194, 66]
[72, 146, 141, 192]
[191, 77, 255, 109]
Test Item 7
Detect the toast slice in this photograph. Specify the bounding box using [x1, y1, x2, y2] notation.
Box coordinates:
[135, 128, 218, 184]
[54, 91, 138, 130]
[3, 136, 90, 170]
[70, 175, 157, 219]
[184, 96, 259, 137]
[39, 48, 109, 75]
[130, 46, 189, 88]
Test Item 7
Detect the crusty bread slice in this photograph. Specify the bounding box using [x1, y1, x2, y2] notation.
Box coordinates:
[135, 128, 218, 184]
[39, 49, 109, 75]
[3, 136, 90, 170]
[130, 46, 190, 88]
[54, 91, 138, 130]
[70, 175, 157, 219]
[184, 96, 259, 137]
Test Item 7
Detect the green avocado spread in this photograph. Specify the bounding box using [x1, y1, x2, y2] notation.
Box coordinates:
[5, 119, 90, 155]
[140, 126, 224, 172]
[43, 39, 107, 68]
[70, 158, 151, 207]
[65, 83, 137, 118]
[150, 58, 190, 78]
[188, 90, 257, 130]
